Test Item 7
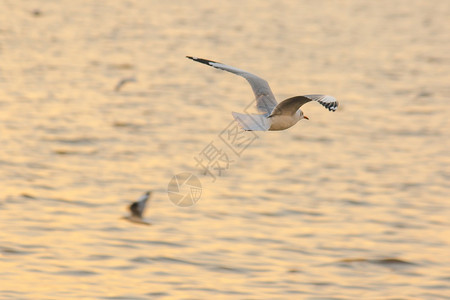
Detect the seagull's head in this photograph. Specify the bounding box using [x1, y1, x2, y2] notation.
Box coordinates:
[299, 110, 309, 120]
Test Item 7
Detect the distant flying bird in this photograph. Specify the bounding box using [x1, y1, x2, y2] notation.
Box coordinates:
[129, 191, 151, 218]
[114, 77, 137, 92]
[123, 191, 152, 225]
[187, 56, 338, 131]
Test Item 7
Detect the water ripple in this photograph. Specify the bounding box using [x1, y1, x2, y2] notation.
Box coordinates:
[336, 257, 416, 267]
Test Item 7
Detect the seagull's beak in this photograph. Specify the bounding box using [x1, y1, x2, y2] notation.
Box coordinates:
[303, 115, 309, 120]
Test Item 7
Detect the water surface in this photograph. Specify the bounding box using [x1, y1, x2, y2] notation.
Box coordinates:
[1, 0, 449, 299]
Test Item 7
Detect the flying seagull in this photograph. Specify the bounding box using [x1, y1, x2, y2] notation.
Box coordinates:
[186, 56, 338, 131]
[123, 191, 152, 225]
[114, 76, 137, 92]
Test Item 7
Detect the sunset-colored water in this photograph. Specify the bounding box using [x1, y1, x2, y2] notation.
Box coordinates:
[1, 0, 449, 299]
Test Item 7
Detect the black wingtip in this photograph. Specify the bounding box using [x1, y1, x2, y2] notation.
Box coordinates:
[316, 97, 338, 112]
[186, 56, 219, 66]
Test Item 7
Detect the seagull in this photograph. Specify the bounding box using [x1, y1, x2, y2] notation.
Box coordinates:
[187, 56, 338, 131]
[123, 191, 152, 225]
[114, 76, 137, 92]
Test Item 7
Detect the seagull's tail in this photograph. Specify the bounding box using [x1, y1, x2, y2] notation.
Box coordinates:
[231, 112, 270, 131]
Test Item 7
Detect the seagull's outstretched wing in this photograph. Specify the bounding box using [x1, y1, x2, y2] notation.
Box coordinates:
[187, 56, 278, 115]
[270, 95, 338, 117]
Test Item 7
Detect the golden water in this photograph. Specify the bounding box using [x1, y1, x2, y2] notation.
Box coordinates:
[1, 0, 449, 299]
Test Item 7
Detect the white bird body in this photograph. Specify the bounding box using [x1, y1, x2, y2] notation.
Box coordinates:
[187, 56, 338, 131]
[268, 110, 303, 131]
